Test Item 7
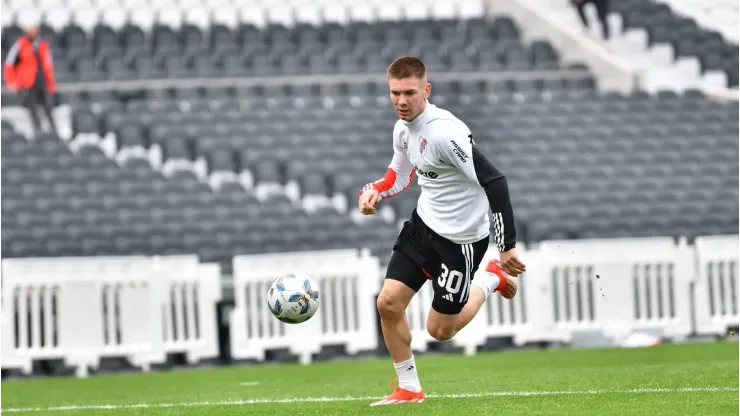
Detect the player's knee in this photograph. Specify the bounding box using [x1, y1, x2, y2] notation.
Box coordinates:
[376, 289, 405, 318]
[426, 322, 455, 342]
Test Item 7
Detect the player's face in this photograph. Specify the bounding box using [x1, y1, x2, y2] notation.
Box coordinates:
[389, 76, 431, 121]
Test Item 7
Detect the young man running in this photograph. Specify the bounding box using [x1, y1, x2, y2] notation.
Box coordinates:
[358, 56, 526, 406]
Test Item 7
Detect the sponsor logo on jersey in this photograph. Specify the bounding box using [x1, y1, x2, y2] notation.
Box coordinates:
[414, 165, 438, 179]
[419, 137, 428, 156]
[450, 140, 469, 163]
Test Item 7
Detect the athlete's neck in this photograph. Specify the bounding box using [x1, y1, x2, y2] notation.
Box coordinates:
[401, 100, 430, 130]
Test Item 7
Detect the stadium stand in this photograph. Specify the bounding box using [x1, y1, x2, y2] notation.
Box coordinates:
[538, 0, 739, 92]
[1, 0, 738, 378]
[3, 87, 737, 275]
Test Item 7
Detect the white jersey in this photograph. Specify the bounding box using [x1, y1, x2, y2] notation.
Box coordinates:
[375, 103, 490, 245]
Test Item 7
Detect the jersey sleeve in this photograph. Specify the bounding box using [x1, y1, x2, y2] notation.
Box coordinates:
[361, 124, 415, 201]
[437, 127, 518, 252]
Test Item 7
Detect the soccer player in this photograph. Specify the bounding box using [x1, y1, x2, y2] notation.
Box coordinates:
[358, 56, 526, 406]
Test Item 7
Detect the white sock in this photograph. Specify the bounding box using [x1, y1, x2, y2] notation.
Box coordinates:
[472, 271, 502, 301]
[394, 355, 422, 392]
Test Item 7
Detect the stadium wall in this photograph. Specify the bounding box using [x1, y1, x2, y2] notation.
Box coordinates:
[2, 235, 737, 378]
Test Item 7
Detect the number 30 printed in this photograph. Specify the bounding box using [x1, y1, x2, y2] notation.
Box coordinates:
[437, 263, 464, 294]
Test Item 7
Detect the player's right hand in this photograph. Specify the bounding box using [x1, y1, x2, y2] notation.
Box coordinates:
[358, 189, 379, 215]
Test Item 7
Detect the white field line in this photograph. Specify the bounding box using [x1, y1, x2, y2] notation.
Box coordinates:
[239, 382, 260, 387]
[2, 386, 736, 413]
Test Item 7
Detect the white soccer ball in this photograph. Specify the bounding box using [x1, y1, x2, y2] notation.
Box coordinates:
[266, 273, 320, 324]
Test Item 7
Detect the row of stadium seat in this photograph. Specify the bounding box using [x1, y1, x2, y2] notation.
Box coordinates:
[3, 18, 549, 83]
[3, 17, 521, 50]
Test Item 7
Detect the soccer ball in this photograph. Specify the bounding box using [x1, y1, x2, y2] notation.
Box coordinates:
[266, 273, 320, 324]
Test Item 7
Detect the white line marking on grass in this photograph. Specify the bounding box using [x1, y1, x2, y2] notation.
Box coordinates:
[3, 386, 736, 413]
[239, 382, 260, 387]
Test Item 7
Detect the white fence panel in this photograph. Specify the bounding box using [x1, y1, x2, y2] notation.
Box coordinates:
[1, 256, 167, 377]
[405, 245, 533, 355]
[518, 237, 694, 344]
[693, 235, 739, 336]
[230, 249, 381, 364]
[1, 255, 222, 377]
[2, 235, 736, 375]
[153, 256, 222, 364]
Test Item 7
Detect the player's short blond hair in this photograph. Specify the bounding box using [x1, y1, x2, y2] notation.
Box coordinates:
[387, 56, 427, 80]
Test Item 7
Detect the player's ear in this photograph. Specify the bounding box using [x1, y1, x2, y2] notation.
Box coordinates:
[425, 82, 431, 99]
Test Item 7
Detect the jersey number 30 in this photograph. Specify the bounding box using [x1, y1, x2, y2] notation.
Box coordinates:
[438, 264, 464, 294]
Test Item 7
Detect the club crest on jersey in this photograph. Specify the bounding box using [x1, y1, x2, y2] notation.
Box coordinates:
[419, 137, 428, 156]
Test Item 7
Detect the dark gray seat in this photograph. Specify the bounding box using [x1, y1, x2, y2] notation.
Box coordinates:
[300, 173, 328, 196]
[207, 148, 236, 172]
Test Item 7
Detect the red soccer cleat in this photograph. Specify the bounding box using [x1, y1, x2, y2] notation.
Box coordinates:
[370, 377, 425, 406]
[486, 259, 518, 299]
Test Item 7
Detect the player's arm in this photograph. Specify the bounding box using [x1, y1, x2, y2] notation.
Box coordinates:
[360, 129, 415, 201]
[359, 130, 414, 215]
[438, 132, 517, 253]
[363, 155, 414, 202]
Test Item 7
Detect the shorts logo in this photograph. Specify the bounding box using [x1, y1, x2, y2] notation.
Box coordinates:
[419, 137, 428, 156]
[450, 140, 469, 163]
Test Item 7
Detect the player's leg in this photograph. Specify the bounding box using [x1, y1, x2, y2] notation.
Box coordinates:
[377, 278, 416, 365]
[371, 215, 429, 406]
[426, 238, 514, 341]
[372, 251, 428, 406]
[425, 239, 486, 341]
[452, 256, 518, 335]
[378, 220, 427, 363]
[427, 267, 509, 340]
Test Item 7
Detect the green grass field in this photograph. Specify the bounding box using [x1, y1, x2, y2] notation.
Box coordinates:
[2, 341, 737, 415]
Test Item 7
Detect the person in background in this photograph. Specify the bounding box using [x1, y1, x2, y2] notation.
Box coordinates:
[572, 0, 611, 45]
[4, 25, 58, 135]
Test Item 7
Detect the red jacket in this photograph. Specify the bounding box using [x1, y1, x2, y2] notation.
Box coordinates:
[4, 37, 56, 93]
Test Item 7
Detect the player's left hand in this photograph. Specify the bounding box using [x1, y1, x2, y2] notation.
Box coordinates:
[499, 248, 526, 277]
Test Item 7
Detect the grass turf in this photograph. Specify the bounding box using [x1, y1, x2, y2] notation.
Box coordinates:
[2, 341, 737, 415]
